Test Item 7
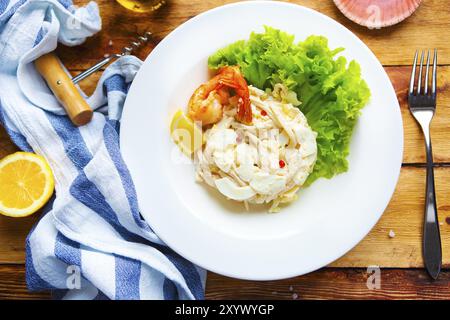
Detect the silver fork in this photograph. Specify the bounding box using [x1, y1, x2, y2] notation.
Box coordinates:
[408, 49, 441, 279]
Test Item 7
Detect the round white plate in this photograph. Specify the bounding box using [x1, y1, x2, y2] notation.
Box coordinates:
[120, 1, 403, 280]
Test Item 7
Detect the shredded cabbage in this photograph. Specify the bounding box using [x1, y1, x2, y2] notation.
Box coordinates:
[208, 26, 371, 186]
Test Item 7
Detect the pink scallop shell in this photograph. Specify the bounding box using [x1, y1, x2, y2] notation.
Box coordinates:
[334, 0, 422, 29]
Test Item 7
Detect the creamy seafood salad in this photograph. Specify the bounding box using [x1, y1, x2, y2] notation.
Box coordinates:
[196, 85, 317, 212]
[170, 27, 370, 212]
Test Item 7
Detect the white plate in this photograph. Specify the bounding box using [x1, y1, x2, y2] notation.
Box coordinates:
[120, 1, 403, 280]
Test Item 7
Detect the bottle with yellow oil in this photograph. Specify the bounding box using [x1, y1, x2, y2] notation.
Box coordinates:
[116, 0, 166, 13]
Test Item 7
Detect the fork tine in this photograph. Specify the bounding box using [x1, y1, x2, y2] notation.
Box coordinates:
[432, 49, 437, 96]
[409, 50, 418, 95]
[417, 51, 424, 94]
[424, 50, 430, 95]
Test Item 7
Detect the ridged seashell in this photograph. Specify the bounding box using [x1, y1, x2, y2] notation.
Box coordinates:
[334, 0, 422, 29]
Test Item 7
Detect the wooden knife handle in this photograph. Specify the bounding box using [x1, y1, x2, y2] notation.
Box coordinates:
[35, 53, 93, 126]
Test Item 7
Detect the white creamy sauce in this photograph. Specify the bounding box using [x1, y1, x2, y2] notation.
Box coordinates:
[195, 85, 318, 212]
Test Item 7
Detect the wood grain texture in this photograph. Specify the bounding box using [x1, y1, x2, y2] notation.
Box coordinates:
[0, 214, 40, 264]
[206, 269, 450, 300]
[0, 125, 19, 158]
[62, 0, 450, 69]
[0, 265, 50, 300]
[331, 166, 450, 268]
[1, 264, 450, 300]
[388, 66, 450, 163]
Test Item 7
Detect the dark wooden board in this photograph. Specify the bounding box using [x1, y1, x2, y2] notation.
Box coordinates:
[1, 265, 450, 300]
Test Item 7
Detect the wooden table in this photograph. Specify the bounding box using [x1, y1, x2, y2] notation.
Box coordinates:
[1, 0, 450, 300]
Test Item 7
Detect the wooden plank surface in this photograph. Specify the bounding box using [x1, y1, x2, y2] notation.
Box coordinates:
[391, 66, 450, 164]
[332, 166, 450, 268]
[206, 269, 450, 300]
[1, 0, 450, 299]
[2, 264, 450, 300]
[62, 0, 450, 69]
[0, 266, 50, 300]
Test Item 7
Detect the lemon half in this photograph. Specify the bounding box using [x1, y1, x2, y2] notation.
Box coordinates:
[170, 109, 203, 155]
[0, 152, 55, 218]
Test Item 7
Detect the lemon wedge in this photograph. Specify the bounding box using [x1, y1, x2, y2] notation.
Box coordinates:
[0, 152, 55, 218]
[170, 109, 203, 155]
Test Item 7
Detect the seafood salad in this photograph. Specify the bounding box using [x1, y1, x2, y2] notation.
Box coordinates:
[170, 27, 370, 212]
[173, 66, 317, 212]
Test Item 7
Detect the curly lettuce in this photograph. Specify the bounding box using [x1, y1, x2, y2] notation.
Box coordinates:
[208, 26, 371, 186]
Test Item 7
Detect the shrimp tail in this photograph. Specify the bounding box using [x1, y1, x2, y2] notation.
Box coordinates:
[217, 66, 252, 125]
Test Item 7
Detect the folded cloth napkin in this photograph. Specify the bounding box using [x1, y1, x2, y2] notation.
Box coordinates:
[0, 0, 205, 300]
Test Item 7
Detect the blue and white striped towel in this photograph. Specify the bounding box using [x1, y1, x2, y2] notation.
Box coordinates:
[0, 0, 206, 300]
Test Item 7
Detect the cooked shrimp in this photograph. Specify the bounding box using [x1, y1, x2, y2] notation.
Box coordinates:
[188, 66, 252, 126]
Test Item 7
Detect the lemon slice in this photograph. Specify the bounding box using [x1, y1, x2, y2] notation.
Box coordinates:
[0, 152, 55, 218]
[170, 109, 203, 155]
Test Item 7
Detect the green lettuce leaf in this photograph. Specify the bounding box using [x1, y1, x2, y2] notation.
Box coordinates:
[208, 26, 371, 186]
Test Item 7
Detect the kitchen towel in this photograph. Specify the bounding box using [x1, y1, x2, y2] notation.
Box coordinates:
[0, 0, 205, 299]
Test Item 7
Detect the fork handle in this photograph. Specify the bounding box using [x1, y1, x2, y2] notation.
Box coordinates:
[422, 129, 442, 279]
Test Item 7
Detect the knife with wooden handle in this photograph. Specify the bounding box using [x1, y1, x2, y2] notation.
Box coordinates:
[34, 53, 93, 127]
